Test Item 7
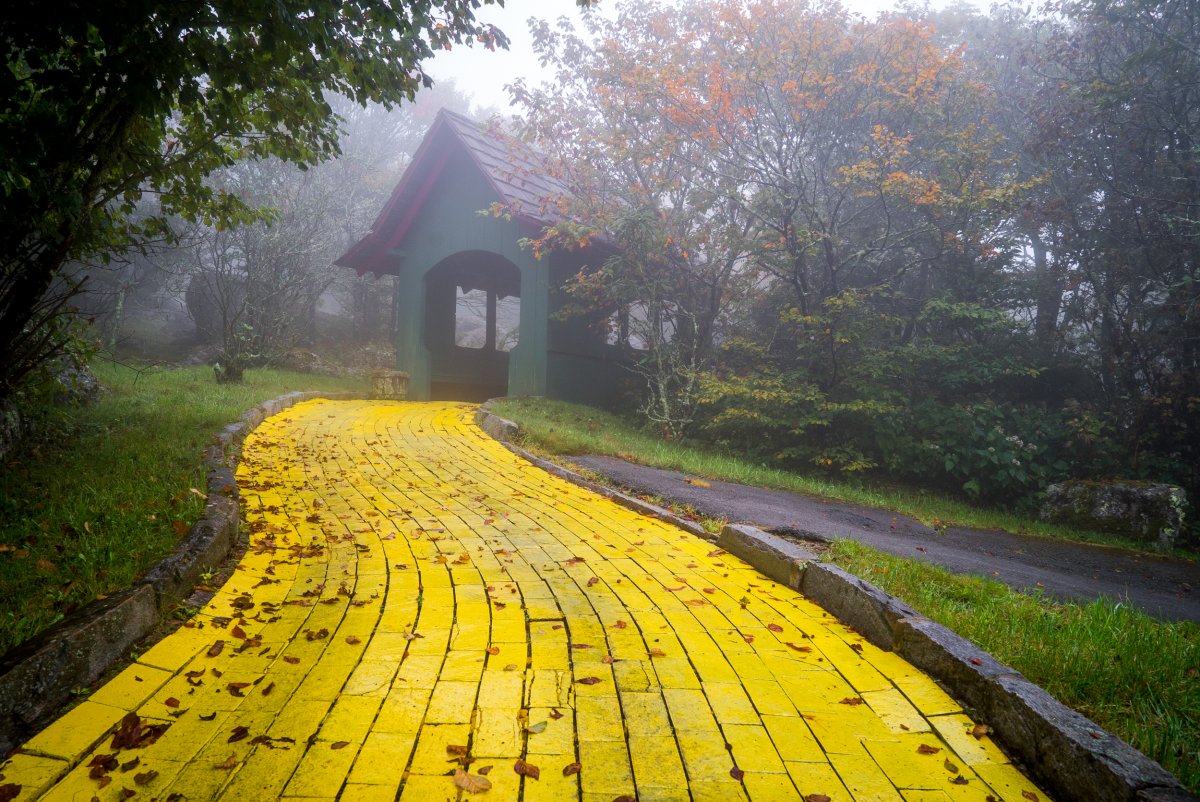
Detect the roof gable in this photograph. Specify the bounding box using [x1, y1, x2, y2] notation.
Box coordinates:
[335, 108, 567, 276]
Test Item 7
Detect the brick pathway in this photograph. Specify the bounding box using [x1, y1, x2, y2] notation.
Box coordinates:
[2, 401, 1052, 802]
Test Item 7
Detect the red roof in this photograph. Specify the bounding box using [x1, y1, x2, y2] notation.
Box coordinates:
[335, 108, 569, 276]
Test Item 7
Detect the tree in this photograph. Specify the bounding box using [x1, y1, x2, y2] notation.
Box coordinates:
[0, 0, 513, 399]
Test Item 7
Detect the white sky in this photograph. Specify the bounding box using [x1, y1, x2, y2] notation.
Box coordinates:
[425, 0, 950, 113]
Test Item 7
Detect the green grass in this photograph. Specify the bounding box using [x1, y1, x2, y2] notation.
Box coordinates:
[0, 361, 365, 654]
[490, 397, 1157, 550]
[826, 540, 1200, 793]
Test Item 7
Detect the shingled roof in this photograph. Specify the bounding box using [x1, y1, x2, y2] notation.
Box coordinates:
[335, 108, 569, 276]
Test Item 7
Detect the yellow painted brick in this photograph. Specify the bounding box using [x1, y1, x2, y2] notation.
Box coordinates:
[21, 700, 127, 761]
[741, 771, 802, 801]
[863, 687, 933, 734]
[895, 674, 963, 717]
[650, 657, 701, 690]
[761, 714, 825, 763]
[439, 649, 487, 681]
[620, 691, 673, 737]
[724, 723, 787, 774]
[691, 781, 751, 802]
[319, 695, 382, 743]
[425, 680, 477, 724]
[578, 739, 635, 796]
[662, 687, 720, 731]
[628, 734, 688, 789]
[786, 760, 855, 802]
[972, 761, 1054, 802]
[928, 713, 1013, 766]
[575, 695, 625, 741]
[519, 755, 582, 802]
[902, 792, 954, 802]
[347, 731, 416, 785]
[526, 707, 575, 755]
[828, 751, 907, 802]
[0, 753, 68, 801]
[342, 660, 398, 697]
[476, 669, 524, 709]
[472, 706, 523, 758]
[677, 729, 739, 783]
[397, 773, 459, 802]
[703, 681, 761, 725]
[340, 784, 401, 802]
[407, 723, 470, 775]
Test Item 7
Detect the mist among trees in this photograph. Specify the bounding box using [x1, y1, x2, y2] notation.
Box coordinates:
[510, 0, 1200, 509]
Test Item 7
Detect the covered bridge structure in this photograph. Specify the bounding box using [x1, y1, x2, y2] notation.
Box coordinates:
[336, 109, 630, 403]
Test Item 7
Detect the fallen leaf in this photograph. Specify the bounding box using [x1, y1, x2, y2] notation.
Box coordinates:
[261, 682, 275, 697]
[839, 697, 864, 706]
[164, 698, 180, 709]
[226, 682, 251, 697]
[767, 623, 783, 633]
[453, 768, 492, 794]
[487, 646, 500, 656]
[944, 758, 959, 773]
[612, 620, 628, 629]
[0, 784, 20, 802]
[213, 754, 238, 771]
[477, 765, 493, 775]
[133, 770, 159, 786]
[549, 709, 564, 720]
[971, 723, 990, 740]
[648, 648, 666, 658]
[601, 655, 615, 664]
[1021, 792, 1039, 802]
[562, 761, 581, 777]
[228, 725, 250, 743]
[514, 759, 540, 780]
[684, 599, 706, 606]
[207, 640, 225, 658]
[785, 642, 813, 653]
[331, 741, 350, 750]
[917, 744, 940, 755]
[587, 577, 599, 587]
[446, 745, 469, 757]
[730, 766, 744, 780]
[707, 549, 726, 557]
[951, 776, 969, 785]
[805, 795, 832, 802]
[743, 635, 755, 644]
[525, 721, 548, 734]
[702, 587, 716, 594]
[230, 625, 247, 640]
[199, 712, 216, 721]
[576, 677, 602, 686]
[504, 664, 519, 671]
[968, 657, 983, 666]
[283, 656, 300, 665]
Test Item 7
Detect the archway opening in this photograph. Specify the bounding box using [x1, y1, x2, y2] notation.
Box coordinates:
[424, 251, 521, 401]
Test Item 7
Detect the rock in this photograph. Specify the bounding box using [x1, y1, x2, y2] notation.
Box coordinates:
[370, 370, 410, 400]
[1041, 480, 1188, 550]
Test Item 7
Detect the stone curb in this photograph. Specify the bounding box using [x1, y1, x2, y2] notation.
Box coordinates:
[474, 401, 1196, 802]
[0, 390, 362, 755]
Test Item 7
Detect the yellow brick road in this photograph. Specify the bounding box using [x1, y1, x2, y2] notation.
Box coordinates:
[3, 401, 1052, 802]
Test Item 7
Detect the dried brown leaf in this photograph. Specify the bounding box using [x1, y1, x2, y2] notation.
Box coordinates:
[453, 768, 492, 794]
[514, 759, 540, 780]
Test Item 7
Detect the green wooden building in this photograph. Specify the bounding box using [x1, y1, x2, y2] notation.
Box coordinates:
[336, 109, 629, 403]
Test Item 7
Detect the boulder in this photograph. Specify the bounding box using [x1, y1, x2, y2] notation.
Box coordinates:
[1040, 480, 1188, 550]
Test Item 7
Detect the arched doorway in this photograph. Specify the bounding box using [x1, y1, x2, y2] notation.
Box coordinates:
[423, 250, 522, 401]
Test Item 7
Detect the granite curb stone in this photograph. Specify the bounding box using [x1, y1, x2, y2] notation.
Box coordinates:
[0, 389, 363, 755]
[476, 398, 1196, 802]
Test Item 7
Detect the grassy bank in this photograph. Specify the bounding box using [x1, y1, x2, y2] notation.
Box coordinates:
[492, 396, 1200, 793]
[0, 362, 365, 654]
[490, 397, 1144, 549]
[828, 540, 1199, 792]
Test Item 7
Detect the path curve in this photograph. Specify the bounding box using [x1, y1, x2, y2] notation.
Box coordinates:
[3, 401, 1049, 802]
[569, 456, 1200, 623]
